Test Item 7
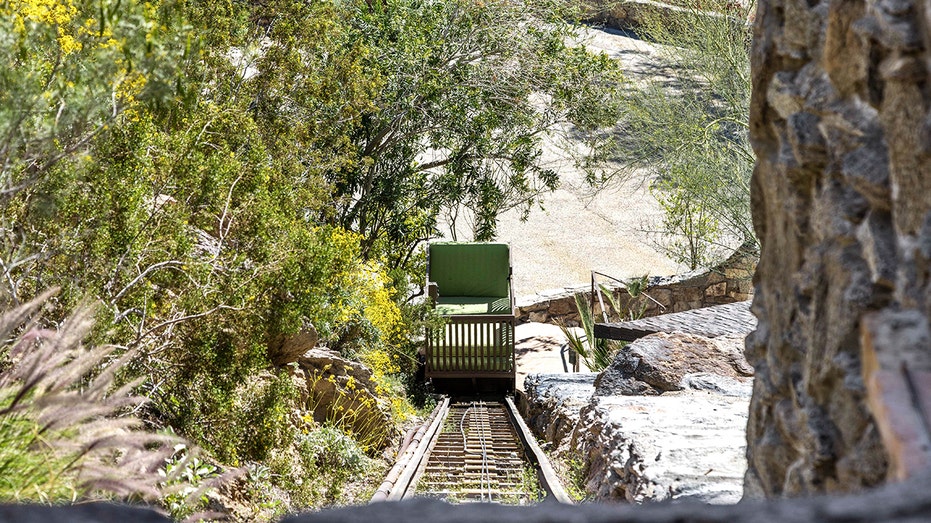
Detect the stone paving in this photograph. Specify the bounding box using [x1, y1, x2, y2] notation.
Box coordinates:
[513, 322, 589, 392]
[594, 300, 756, 341]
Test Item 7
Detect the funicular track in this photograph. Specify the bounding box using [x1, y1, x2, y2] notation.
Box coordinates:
[372, 396, 571, 504]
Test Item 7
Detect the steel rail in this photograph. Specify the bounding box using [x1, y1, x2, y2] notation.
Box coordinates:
[371, 397, 449, 502]
[382, 397, 450, 502]
[503, 396, 573, 504]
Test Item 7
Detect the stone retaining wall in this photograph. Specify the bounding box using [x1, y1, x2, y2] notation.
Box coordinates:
[743, 0, 931, 497]
[515, 251, 755, 326]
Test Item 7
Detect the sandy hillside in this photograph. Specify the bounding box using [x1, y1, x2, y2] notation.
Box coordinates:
[438, 28, 686, 297]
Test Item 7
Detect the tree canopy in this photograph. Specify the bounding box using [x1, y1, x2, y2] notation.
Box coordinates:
[0, 0, 625, 515]
[608, 1, 756, 269]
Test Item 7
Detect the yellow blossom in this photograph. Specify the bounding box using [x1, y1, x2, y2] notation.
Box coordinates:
[12, 0, 77, 25]
[57, 32, 81, 54]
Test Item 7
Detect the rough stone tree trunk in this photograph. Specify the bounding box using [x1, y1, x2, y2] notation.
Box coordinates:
[747, 0, 931, 497]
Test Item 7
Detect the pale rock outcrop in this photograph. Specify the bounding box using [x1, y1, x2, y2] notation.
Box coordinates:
[291, 348, 394, 449]
[268, 322, 319, 366]
[573, 391, 749, 504]
[523, 373, 598, 453]
[523, 332, 751, 504]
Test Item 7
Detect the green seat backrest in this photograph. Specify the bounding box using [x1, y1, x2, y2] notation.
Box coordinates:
[428, 242, 510, 298]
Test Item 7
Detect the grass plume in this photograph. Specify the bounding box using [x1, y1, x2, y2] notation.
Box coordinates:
[0, 290, 210, 508]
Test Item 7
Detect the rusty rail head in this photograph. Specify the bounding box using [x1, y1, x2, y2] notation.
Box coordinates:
[503, 396, 573, 504]
[371, 397, 450, 503]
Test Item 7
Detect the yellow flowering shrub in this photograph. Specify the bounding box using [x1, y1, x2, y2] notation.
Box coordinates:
[319, 228, 405, 349]
[310, 227, 416, 424]
[6, 0, 123, 55]
[359, 261, 404, 343]
[8, 0, 78, 53]
[9, 0, 76, 24]
[358, 349, 416, 423]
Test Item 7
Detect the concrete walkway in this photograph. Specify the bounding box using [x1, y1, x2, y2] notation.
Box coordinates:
[515, 323, 590, 392]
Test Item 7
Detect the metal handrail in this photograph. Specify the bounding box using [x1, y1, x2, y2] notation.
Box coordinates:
[589, 270, 666, 322]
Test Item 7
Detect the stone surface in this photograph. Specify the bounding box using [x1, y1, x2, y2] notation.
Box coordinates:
[594, 301, 757, 342]
[573, 392, 749, 504]
[293, 348, 393, 448]
[515, 250, 755, 327]
[522, 373, 597, 452]
[593, 333, 753, 396]
[744, 0, 931, 497]
[523, 332, 751, 504]
[680, 372, 753, 398]
[268, 322, 319, 365]
[860, 310, 931, 481]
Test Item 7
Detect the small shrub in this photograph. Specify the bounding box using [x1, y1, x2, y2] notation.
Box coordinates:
[234, 371, 299, 462]
[300, 425, 367, 474]
[564, 458, 590, 502]
[271, 424, 380, 506]
[160, 444, 221, 520]
[304, 370, 393, 452]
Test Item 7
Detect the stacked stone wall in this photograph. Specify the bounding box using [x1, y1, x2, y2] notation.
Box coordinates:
[746, 0, 931, 499]
[516, 251, 754, 326]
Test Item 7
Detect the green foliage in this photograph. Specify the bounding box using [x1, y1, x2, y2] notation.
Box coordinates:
[557, 292, 624, 372]
[558, 278, 657, 371]
[283, 424, 381, 507]
[611, 0, 757, 268]
[160, 445, 221, 520]
[165, 369, 300, 466]
[562, 457, 590, 502]
[0, 408, 78, 502]
[652, 170, 722, 270]
[248, 0, 625, 266]
[0, 0, 186, 207]
[0, 0, 631, 513]
[300, 425, 368, 477]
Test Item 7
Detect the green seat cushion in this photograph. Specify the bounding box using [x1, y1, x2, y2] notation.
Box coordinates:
[435, 296, 511, 315]
[429, 242, 510, 297]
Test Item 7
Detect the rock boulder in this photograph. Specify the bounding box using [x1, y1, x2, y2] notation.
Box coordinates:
[292, 348, 393, 449]
[573, 391, 749, 504]
[268, 322, 319, 366]
[594, 333, 753, 396]
[523, 331, 751, 504]
[522, 373, 597, 453]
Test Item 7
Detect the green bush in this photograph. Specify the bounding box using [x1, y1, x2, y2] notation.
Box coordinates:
[0, 0, 634, 514]
[609, 0, 757, 268]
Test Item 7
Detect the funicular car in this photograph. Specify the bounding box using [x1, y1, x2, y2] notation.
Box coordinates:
[424, 242, 516, 391]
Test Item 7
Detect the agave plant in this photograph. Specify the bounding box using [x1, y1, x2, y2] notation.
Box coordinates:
[557, 293, 625, 373]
